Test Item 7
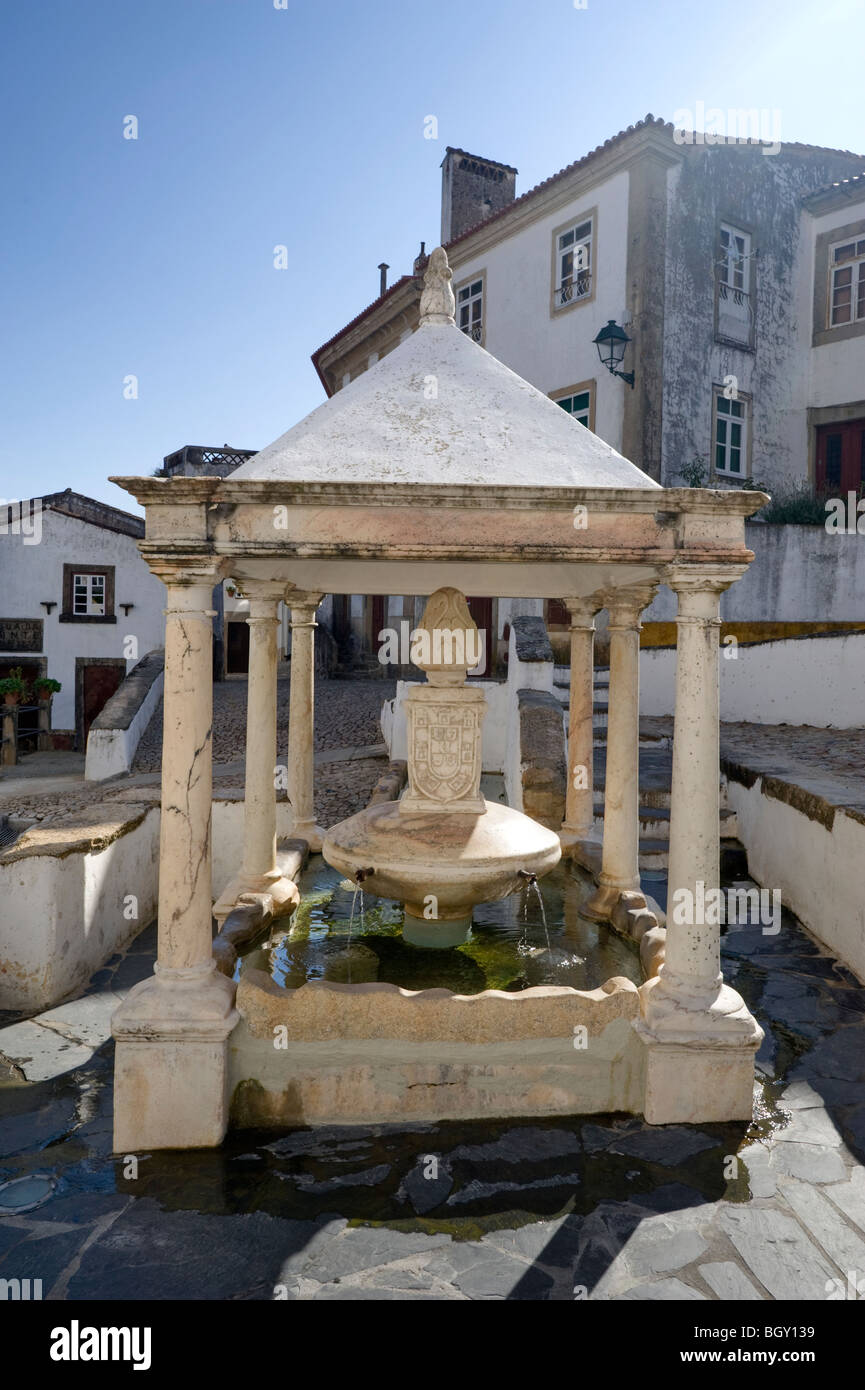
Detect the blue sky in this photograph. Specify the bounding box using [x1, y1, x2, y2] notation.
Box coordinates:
[1, 0, 863, 511]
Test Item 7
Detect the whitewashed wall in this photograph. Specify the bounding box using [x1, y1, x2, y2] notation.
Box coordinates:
[640, 631, 865, 728]
[727, 778, 865, 983]
[642, 524, 865, 624]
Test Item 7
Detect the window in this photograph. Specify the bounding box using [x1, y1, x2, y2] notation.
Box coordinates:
[813, 218, 865, 345]
[73, 573, 105, 616]
[830, 236, 865, 326]
[456, 276, 484, 343]
[552, 215, 593, 310]
[713, 390, 748, 477]
[61, 565, 115, 622]
[716, 223, 753, 345]
[556, 390, 591, 427]
[551, 381, 595, 432]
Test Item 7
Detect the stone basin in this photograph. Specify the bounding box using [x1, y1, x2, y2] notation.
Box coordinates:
[322, 798, 562, 947]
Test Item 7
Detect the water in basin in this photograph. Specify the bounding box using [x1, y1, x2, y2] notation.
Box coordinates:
[235, 855, 642, 995]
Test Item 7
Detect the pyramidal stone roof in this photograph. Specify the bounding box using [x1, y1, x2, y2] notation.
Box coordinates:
[233, 248, 659, 490]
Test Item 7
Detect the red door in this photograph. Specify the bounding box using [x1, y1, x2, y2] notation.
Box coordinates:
[816, 420, 865, 494]
[466, 596, 493, 677]
[82, 664, 124, 743]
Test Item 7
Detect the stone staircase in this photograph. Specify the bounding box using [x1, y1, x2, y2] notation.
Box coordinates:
[552, 663, 743, 883]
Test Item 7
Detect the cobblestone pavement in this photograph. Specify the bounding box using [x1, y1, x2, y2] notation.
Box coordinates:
[133, 677, 395, 772]
[2, 879, 865, 1301]
[0, 679, 395, 826]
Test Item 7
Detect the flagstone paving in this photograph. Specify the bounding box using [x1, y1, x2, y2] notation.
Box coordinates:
[2, 879, 865, 1301]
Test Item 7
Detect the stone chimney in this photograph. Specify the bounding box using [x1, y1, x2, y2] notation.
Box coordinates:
[440, 148, 517, 244]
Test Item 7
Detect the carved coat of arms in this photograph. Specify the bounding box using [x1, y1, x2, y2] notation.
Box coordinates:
[411, 706, 479, 802]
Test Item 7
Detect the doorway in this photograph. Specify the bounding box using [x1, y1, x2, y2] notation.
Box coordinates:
[816, 419, 865, 494]
[75, 659, 126, 750]
[226, 620, 250, 675]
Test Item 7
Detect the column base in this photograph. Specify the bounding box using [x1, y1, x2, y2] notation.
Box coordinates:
[291, 820, 325, 853]
[583, 879, 644, 922]
[213, 870, 299, 924]
[635, 974, 763, 1124]
[558, 824, 596, 857]
[112, 962, 239, 1151]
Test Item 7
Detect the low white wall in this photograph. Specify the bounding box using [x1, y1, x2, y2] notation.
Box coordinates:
[640, 633, 865, 728]
[85, 671, 164, 781]
[0, 795, 304, 1013]
[726, 776, 865, 983]
[0, 807, 160, 1013]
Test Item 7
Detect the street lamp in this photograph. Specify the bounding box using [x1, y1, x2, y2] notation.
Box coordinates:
[593, 319, 634, 388]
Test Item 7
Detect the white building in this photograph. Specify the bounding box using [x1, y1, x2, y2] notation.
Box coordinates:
[309, 117, 865, 666]
[0, 491, 166, 748]
[802, 172, 865, 495]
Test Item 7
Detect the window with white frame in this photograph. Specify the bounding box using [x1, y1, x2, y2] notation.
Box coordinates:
[73, 572, 106, 616]
[830, 235, 865, 326]
[717, 224, 752, 343]
[555, 388, 592, 427]
[554, 218, 592, 308]
[457, 278, 484, 342]
[713, 390, 748, 477]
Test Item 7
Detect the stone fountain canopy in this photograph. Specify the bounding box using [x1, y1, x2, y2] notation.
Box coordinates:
[112, 259, 763, 600]
[107, 247, 771, 1153]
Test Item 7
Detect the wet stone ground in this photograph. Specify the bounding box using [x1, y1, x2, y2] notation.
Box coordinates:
[2, 889, 865, 1300]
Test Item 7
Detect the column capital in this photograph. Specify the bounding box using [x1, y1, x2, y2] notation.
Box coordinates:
[666, 563, 749, 598]
[287, 590, 323, 624]
[146, 555, 227, 590]
[562, 596, 604, 629]
[602, 583, 658, 629]
[233, 578, 290, 605]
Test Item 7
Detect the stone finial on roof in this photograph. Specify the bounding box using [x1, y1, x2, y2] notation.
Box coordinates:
[419, 246, 455, 326]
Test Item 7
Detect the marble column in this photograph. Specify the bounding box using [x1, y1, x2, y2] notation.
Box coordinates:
[213, 581, 299, 922]
[287, 591, 324, 851]
[112, 564, 238, 1151]
[637, 565, 763, 1123]
[559, 598, 601, 852]
[584, 585, 655, 921]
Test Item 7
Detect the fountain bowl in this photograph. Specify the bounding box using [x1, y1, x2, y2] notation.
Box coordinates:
[322, 798, 562, 947]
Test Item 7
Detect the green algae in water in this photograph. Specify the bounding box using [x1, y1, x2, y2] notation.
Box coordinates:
[239, 856, 642, 995]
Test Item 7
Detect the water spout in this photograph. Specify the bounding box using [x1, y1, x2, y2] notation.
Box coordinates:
[355, 868, 375, 883]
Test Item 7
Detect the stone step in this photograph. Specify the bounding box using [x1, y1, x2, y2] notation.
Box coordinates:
[638, 838, 669, 871]
[592, 729, 674, 749]
[591, 804, 738, 841]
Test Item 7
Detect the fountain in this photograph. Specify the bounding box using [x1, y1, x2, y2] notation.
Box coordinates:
[109, 243, 768, 1151]
[323, 587, 561, 947]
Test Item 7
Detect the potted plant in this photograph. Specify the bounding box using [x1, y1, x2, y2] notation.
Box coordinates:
[0, 667, 29, 706]
[34, 677, 61, 702]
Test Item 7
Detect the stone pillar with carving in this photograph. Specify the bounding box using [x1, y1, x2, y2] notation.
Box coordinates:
[286, 591, 325, 850]
[400, 587, 486, 943]
[636, 565, 763, 1123]
[584, 584, 656, 922]
[112, 561, 238, 1151]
